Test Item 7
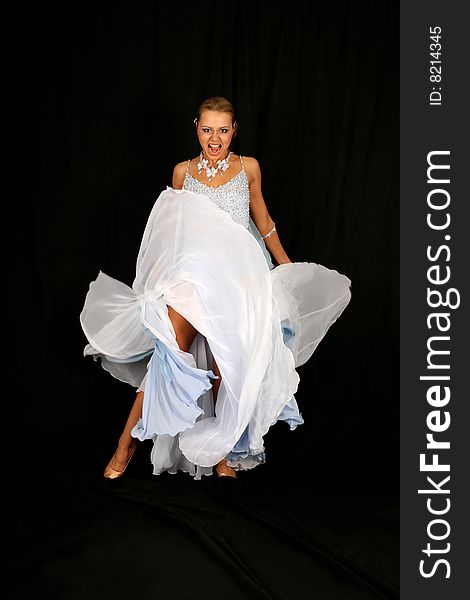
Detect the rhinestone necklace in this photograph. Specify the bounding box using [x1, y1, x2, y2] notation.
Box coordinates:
[197, 151, 232, 181]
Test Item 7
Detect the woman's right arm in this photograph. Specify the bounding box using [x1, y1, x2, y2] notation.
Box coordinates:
[172, 162, 187, 189]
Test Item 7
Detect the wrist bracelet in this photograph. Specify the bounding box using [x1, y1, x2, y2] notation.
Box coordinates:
[262, 224, 276, 239]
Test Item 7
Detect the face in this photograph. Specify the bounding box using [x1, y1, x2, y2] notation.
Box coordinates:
[196, 110, 235, 161]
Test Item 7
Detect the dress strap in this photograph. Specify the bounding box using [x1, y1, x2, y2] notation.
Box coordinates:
[185, 159, 191, 175]
[239, 155, 245, 172]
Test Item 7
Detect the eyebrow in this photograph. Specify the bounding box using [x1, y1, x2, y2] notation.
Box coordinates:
[200, 124, 231, 128]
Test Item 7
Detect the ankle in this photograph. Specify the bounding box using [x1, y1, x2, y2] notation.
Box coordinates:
[117, 436, 135, 450]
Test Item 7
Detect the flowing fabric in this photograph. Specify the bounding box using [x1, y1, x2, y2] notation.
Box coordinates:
[80, 186, 351, 478]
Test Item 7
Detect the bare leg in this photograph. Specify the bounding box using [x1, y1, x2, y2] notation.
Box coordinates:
[105, 391, 144, 473]
[105, 305, 236, 478]
[211, 355, 237, 479]
[211, 355, 221, 402]
[105, 305, 199, 475]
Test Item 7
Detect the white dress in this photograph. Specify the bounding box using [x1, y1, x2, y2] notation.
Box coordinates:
[80, 156, 352, 479]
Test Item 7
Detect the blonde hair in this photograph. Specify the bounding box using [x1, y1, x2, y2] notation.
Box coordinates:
[194, 96, 238, 136]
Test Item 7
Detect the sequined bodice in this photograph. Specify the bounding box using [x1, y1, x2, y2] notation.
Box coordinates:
[182, 165, 251, 230]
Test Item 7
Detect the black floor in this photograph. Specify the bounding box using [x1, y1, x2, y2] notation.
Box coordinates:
[3, 438, 398, 600]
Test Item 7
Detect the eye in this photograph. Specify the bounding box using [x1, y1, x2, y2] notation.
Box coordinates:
[220, 129, 229, 134]
[201, 128, 212, 133]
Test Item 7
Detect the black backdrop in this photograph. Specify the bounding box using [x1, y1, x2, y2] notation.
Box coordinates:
[4, 1, 399, 598]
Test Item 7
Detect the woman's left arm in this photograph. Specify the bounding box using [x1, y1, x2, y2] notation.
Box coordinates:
[245, 157, 292, 265]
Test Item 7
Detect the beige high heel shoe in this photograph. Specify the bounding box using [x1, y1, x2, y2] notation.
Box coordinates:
[104, 442, 137, 479]
[215, 459, 237, 478]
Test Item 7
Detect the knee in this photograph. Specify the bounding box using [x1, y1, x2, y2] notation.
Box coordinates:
[166, 304, 198, 352]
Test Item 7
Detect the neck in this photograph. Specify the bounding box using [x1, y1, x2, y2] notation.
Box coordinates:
[202, 149, 231, 167]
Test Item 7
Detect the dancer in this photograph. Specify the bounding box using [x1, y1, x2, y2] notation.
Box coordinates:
[80, 96, 351, 480]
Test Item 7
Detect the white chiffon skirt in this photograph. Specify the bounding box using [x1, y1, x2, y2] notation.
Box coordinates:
[80, 187, 352, 478]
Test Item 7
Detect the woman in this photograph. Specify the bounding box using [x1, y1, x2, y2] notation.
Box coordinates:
[80, 96, 351, 480]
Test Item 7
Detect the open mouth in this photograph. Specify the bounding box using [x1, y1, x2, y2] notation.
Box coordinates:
[208, 144, 222, 156]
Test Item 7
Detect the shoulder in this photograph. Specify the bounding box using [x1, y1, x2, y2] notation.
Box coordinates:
[239, 155, 262, 185]
[172, 159, 192, 189]
[173, 160, 189, 177]
[240, 156, 260, 170]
